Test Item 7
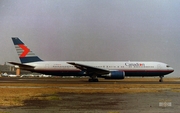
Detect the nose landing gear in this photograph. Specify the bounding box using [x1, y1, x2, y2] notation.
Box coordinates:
[159, 76, 164, 82]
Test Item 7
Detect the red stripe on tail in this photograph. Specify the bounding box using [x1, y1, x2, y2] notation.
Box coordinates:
[18, 44, 30, 57]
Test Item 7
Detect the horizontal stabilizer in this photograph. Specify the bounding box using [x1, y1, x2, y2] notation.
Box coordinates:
[8, 62, 35, 69]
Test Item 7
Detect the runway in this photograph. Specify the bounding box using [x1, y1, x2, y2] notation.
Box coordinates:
[0, 77, 180, 113]
[0, 77, 180, 84]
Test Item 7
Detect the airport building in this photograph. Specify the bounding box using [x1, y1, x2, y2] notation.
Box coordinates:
[0, 63, 30, 75]
[0, 63, 53, 77]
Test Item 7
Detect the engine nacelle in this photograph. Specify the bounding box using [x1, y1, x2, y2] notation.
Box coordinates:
[104, 71, 125, 79]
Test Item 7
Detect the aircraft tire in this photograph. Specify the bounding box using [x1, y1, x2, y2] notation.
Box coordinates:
[94, 79, 99, 82]
[88, 79, 99, 82]
[88, 79, 92, 82]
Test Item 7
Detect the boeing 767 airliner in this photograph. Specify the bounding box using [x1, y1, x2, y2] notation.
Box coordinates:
[9, 37, 174, 82]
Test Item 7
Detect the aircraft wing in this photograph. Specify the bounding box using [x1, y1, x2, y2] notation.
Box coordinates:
[8, 62, 35, 69]
[67, 62, 110, 75]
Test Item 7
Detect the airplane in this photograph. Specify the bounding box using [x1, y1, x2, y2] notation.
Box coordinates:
[9, 37, 174, 82]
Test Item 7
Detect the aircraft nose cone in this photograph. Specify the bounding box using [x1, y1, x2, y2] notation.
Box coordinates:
[171, 68, 174, 72]
[169, 67, 174, 72]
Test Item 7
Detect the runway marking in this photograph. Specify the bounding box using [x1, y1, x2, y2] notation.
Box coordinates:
[0, 86, 45, 88]
[0, 86, 107, 89]
[0, 86, 175, 91]
[129, 88, 172, 90]
[59, 87, 107, 89]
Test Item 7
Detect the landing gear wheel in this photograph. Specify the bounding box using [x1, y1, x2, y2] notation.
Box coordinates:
[88, 78, 99, 82]
[94, 79, 99, 82]
[88, 79, 93, 82]
[159, 79, 163, 82]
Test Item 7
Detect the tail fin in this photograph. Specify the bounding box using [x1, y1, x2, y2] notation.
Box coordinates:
[12, 37, 43, 63]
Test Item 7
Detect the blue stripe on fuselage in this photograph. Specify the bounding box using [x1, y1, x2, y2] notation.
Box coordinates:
[28, 69, 172, 77]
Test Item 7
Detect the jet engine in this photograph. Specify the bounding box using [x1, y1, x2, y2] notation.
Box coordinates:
[103, 71, 125, 79]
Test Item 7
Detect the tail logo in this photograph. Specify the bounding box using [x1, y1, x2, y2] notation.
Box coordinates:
[12, 37, 42, 63]
[18, 44, 30, 58]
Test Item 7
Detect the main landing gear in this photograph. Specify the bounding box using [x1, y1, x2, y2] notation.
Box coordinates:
[88, 78, 99, 82]
[88, 75, 99, 82]
[159, 76, 164, 82]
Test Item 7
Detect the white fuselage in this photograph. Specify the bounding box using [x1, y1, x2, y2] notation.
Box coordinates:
[23, 61, 174, 77]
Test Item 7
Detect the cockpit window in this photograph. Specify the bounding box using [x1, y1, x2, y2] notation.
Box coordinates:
[166, 65, 170, 67]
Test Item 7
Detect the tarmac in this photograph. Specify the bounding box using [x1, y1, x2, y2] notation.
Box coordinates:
[0, 77, 180, 113]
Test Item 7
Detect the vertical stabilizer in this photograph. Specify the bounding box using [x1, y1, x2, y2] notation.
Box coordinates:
[12, 37, 43, 63]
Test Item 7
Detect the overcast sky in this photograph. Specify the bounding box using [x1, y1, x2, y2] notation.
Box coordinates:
[0, 0, 179, 76]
